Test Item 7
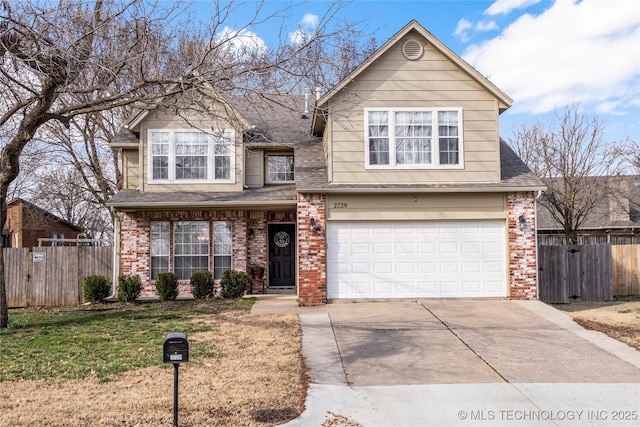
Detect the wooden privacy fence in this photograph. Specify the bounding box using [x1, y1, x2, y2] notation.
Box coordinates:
[538, 244, 613, 304]
[3, 246, 113, 308]
[611, 245, 640, 296]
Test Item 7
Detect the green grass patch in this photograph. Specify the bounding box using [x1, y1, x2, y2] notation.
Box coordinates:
[234, 297, 257, 309]
[613, 296, 640, 302]
[0, 300, 232, 383]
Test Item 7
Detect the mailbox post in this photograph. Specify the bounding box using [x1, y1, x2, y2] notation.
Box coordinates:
[164, 332, 189, 427]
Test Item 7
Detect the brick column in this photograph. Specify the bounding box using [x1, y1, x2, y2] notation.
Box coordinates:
[507, 192, 538, 300]
[231, 213, 248, 272]
[119, 212, 152, 294]
[297, 193, 327, 306]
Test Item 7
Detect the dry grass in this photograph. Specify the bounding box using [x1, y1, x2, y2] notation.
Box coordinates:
[554, 300, 640, 351]
[0, 309, 307, 426]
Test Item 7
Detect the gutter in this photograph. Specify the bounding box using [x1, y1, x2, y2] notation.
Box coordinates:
[296, 185, 548, 194]
[107, 199, 296, 210]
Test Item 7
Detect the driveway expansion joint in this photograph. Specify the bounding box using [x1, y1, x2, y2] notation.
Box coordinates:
[419, 302, 510, 383]
[327, 310, 351, 386]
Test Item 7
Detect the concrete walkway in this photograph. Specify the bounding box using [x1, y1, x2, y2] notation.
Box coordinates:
[250, 296, 640, 426]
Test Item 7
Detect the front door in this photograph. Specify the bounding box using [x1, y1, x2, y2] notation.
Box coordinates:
[268, 224, 296, 288]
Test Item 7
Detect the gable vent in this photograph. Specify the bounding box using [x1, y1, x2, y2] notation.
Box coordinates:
[402, 39, 424, 60]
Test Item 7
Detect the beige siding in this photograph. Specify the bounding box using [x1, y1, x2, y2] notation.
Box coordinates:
[124, 149, 139, 190]
[326, 31, 502, 185]
[136, 106, 244, 192]
[326, 193, 506, 221]
[245, 148, 264, 188]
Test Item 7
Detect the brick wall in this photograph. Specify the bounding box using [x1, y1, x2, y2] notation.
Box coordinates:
[507, 191, 538, 300]
[118, 209, 295, 298]
[119, 212, 152, 294]
[296, 193, 327, 306]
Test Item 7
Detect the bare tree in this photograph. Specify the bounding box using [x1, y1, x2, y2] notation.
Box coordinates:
[0, 0, 367, 326]
[509, 104, 624, 244]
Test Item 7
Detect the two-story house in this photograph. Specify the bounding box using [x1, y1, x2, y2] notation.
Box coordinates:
[108, 21, 545, 305]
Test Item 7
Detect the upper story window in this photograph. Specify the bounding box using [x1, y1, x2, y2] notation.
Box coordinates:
[148, 129, 235, 183]
[365, 108, 463, 169]
[266, 155, 295, 183]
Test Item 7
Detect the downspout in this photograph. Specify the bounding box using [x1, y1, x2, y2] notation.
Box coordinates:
[110, 207, 121, 300]
[243, 145, 248, 189]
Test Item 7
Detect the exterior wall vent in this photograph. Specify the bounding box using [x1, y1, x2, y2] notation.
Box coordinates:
[402, 39, 424, 60]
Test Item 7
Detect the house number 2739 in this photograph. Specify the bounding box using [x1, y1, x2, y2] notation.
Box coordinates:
[333, 203, 348, 209]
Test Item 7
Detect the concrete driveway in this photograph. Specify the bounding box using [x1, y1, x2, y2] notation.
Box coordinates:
[328, 300, 640, 385]
[251, 297, 640, 426]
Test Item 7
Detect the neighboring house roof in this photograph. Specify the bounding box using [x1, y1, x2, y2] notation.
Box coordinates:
[537, 176, 640, 231]
[6, 198, 83, 231]
[312, 20, 513, 135]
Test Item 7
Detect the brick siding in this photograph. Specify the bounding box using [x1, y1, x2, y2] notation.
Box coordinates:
[296, 193, 327, 306]
[118, 209, 294, 298]
[507, 191, 538, 300]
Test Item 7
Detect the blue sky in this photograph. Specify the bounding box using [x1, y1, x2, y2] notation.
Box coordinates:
[189, 0, 640, 144]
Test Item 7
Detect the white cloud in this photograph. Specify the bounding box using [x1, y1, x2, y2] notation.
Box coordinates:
[453, 18, 473, 41]
[476, 20, 499, 32]
[454, 18, 498, 41]
[216, 26, 267, 55]
[463, 0, 640, 115]
[300, 13, 318, 28]
[486, 0, 543, 16]
[289, 13, 319, 44]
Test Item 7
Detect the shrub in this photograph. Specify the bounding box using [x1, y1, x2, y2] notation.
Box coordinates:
[83, 275, 111, 303]
[155, 272, 179, 301]
[190, 271, 213, 299]
[118, 275, 142, 302]
[220, 270, 250, 299]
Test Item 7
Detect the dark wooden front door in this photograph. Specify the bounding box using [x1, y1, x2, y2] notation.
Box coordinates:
[268, 224, 295, 288]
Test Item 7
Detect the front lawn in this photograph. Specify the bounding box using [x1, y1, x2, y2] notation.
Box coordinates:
[0, 299, 306, 426]
[1, 301, 220, 382]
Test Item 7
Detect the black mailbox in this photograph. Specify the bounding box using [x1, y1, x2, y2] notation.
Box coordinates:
[163, 332, 189, 364]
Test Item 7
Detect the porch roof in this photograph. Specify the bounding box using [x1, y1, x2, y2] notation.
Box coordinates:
[107, 184, 297, 210]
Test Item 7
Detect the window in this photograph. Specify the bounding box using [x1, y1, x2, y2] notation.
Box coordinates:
[365, 108, 462, 168]
[175, 132, 208, 179]
[150, 222, 170, 280]
[267, 155, 295, 183]
[174, 221, 209, 281]
[213, 222, 232, 280]
[149, 129, 234, 183]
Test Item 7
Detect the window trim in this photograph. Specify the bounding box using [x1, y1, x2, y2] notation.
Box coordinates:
[147, 129, 235, 184]
[364, 107, 464, 170]
[265, 154, 295, 184]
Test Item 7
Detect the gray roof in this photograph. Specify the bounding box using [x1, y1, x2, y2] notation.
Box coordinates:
[537, 176, 640, 231]
[108, 185, 297, 209]
[228, 94, 317, 145]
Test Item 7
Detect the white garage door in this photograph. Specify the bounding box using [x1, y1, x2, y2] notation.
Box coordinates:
[327, 220, 506, 299]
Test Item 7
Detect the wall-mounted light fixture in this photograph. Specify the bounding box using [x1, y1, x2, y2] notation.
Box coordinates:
[518, 215, 527, 229]
[310, 217, 320, 232]
[248, 228, 254, 239]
